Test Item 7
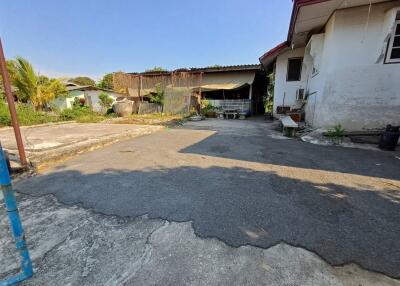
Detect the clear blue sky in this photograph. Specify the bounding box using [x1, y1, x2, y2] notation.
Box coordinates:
[0, 0, 292, 80]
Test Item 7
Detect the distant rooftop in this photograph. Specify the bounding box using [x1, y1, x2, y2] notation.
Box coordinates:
[65, 84, 124, 94]
[129, 64, 261, 76]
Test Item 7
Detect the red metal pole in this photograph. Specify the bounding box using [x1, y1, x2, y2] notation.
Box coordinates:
[0, 37, 28, 167]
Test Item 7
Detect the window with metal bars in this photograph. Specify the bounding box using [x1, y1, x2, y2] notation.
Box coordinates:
[286, 58, 303, 81]
[386, 20, 400, 63]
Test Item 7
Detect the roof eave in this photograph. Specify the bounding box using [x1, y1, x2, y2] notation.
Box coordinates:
[287, 0, 332, 44]
[259, 41, 290, 69]
[258, 1, 331, 69]
[67, 85, 125, 95]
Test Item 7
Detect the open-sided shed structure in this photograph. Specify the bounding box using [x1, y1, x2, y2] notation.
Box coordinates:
[113, 65, 267, 115]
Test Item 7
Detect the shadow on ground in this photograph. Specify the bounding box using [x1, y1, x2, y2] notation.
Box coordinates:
[180, 121, 400, 181]
[16, 165, 400, 278]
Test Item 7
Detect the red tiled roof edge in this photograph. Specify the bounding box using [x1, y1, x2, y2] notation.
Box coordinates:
[259, 41, 289, 63]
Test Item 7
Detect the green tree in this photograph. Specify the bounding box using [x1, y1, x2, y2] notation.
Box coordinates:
[0, 60, 17, 96]
[97, 73, 113, 90]
[207, 65, 223, 68]
[7, 60, 18, 82]
[70, 76, 95, 86]
[12, 57, 37, 102]
[98, 92, 113, 110]
[145, 67, 167, 73]
[37, 75, 50, 84]
[148, 84, 164, 107]
[12, 57, 67, 109]
[265, 72, 275, 112]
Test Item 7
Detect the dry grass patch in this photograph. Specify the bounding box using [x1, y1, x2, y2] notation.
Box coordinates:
[106, 113, 186, 127]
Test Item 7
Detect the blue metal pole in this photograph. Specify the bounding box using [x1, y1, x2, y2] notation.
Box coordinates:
[0, 144, 33, 286]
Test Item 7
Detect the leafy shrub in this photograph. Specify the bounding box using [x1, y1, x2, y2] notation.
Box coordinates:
[148, 84, 164, 107]
[0, 99, 112, 127]
[201, 99, 215, 114]
[59, 105, 94, 121]
[17, 104, 59, 125]
[105, 108, 115, 115]
[265, 72, 274, 112]
[73, 97, 86, 107]
[327, 124, 345, 138]
[98, 92, 114, 110]
[0, 100, 60, 126]
[98, 73, 114, 90]
[58, 108, 76, 121]
[327, 124, 345, 144]
[0, 100, 11, 126]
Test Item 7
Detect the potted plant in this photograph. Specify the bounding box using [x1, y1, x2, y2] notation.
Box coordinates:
[201, 99, 217, 118]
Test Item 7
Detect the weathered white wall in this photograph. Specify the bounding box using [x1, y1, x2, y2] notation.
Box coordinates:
[273, 47, 307, 115]
[52, 90, 119, 112]
[304, 34, 326, 126]
[86, 90, 118, 112]
[315, 64, 400, 129]
[302, 1, 400, 130]
[52, 90, 85, 110]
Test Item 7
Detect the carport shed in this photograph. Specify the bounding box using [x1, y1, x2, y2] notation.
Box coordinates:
[113, 65, 268, 116]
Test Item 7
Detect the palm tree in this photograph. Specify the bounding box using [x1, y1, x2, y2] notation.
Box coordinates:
[13, 57, 37, 103]
[12, 57, 67, 109]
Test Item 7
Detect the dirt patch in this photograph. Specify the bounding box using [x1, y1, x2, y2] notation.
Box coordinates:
[104, 114, 186, 127]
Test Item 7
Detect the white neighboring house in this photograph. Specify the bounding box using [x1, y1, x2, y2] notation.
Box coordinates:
[260, 0, 400, 131]
[53, 83, 124, 112]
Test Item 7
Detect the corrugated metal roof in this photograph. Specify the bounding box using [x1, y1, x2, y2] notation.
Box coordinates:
[128, 64, 261, 76]
[66, 85, 125, 95]
[188, 64, 261, 72]
[66, 85, 92, 91]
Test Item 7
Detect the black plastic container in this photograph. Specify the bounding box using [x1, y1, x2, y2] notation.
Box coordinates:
[379, 125, 400, 151]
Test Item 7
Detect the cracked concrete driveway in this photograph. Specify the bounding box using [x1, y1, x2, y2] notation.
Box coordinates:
[3, 118, 400, 285]
[1, 194, 399, 286]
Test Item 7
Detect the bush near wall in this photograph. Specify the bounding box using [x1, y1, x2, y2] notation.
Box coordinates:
[60, 105, 112, 123]
[0, 101, 60, 127]
[0, 101, 111, 127]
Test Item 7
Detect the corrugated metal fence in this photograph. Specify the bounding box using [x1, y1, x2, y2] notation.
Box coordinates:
[113, 72, 200, 115]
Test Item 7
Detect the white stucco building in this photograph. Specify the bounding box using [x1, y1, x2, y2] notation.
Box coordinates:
[53, 83, 124, 112]
[260, 0, 400, 130]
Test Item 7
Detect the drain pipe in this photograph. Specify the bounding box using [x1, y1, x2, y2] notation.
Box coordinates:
[0, 144, 33, 286]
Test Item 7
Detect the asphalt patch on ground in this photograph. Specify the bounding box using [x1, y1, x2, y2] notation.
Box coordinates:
[15, 120, 400, 278]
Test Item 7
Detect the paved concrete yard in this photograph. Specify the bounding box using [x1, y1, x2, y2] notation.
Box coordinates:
[0, 122, 163, 165]
[2, 119, 400, 285]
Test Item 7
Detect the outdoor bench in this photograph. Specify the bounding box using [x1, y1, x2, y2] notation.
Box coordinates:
[280, 116, 298, 137]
